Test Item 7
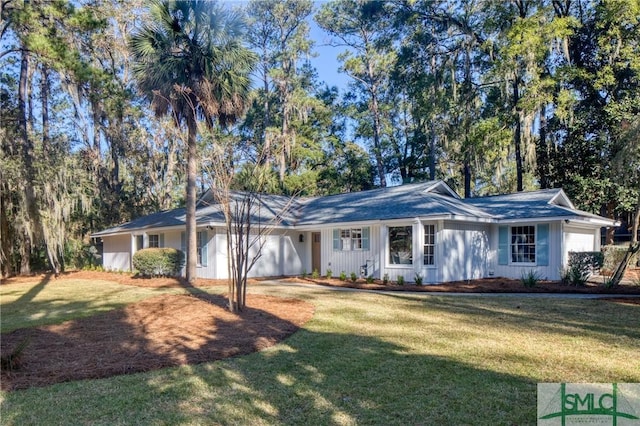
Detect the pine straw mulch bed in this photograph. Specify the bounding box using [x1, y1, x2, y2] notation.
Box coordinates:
[1, 292, 314, 391]
[286, 273, 640, 295]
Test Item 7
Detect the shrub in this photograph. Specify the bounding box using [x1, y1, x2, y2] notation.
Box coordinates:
[414, 274, 423, 286]
[521, 270, 542, 288]
[382, 273, 389, 285]
[326, 268, 332, 279]
[568, 251, 603, 276]
[301, 269, 307, 279]
[311, 269, 320, 279]
[560, 265, 590, 286]
[0, 335, 30, 371]
[64, 239, 102, 270]
[397, 275, 405, 286]
[132, 248, 184, 277]
[339, 271, 347, 281]
[602, 246, 639, 272]
[350, 272, 357, 282]
[561, 251, 603, 286]
[366, 275, 374, 284]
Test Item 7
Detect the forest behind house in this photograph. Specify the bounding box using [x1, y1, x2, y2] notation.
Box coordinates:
[1, 0, 638, 277]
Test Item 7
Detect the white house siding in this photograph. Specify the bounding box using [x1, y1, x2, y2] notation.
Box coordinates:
[438, 221, 489, 283]
[210, 229, 303, 279]
[319, 221, 488, 284]
[320, 225, 381, 279]
[102, 234, 132, 272]
[491, 222, 563, 281]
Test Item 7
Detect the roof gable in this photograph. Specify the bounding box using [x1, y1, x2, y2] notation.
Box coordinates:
[548, 189, 575, 209]
[422, 180, 460, 199]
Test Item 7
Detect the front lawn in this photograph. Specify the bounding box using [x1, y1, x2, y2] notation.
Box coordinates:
[1, 276, 638, 425]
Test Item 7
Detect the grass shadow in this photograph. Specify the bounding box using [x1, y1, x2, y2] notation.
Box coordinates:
[0, 328, 537, 425]
[383, 292, 640, 343]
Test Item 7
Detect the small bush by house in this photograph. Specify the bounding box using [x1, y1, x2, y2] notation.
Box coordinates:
[133, 248, 184, 277]
[562, 251, 603, 286]
[568, 251, 603, 274]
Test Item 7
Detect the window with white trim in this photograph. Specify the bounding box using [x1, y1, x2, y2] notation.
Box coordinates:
[351, 228, 363, 249]
[511, 226, 535, 263]
[148, 234, 159, 248]
[334, 228, 368, 251]
[423, 224, 435, 265]
[340, 229, 352, 251]
[389, 226, 412, 265]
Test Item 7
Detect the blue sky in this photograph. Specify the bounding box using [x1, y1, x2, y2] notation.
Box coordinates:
[307, 13, 351, 91]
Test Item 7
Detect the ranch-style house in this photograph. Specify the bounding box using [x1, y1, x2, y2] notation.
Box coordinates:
[92, 180, 616, 283]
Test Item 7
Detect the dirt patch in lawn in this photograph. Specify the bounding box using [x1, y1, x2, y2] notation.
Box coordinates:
[0, 293, 314, 391]
[286, 275, 640, 294]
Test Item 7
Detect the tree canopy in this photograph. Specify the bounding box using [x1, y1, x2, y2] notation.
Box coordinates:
[1, 0, 638, 277]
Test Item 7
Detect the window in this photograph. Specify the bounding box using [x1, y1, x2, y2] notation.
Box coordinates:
[341, 229, 352, 251]
[423, 224, 435, 265]
[351, 228, 363, 249]
[333, 228, 369, 251]
[389, 226, 412, 265]
[197, 231, 204, 266]
[148, 234, 159, 248]
[511, 226, 535, 263]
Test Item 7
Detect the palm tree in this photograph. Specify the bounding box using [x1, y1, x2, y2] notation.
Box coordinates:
[130, 0, 255, 283]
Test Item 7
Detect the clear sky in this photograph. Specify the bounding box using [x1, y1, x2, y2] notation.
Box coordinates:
[307, 11, 352, 91]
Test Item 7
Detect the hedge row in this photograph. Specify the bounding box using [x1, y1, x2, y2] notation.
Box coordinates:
[602, 245, 639, 272]
[132, 248, 184, 277]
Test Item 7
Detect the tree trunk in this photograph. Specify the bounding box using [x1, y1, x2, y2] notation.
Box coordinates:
[429, 123, 436, 181]
[536, 104, 549, 189]
[41, 64, 50, 150]
[185, 117, 198, 283]
[0, 187, 12, 277]
[261, 57, 270, 165]
[370, 92, 387, 187]
[19, 233, 31, 275]
[513, 77, 523, 192]
[463, 160, 471, 198]
[18, 48, 35, 274]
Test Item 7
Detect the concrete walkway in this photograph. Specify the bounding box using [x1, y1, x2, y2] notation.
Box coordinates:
[259, 280, 640, 299]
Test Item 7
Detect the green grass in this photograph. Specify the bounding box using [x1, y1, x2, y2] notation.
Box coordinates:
[0, 277, 182, 333]
[2, 279, 639, 425]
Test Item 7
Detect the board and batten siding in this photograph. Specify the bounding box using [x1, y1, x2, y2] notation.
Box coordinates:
[437, 221, 490, 283]
[212, 229, 304, 279]
[491, 222, 562, 280]
[319, 225, 381, 279]
[319, 221, 489, 284]
[102, 234, 131, 272]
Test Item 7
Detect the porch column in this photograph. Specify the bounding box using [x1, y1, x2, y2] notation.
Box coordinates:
[380, 225, 388, 279]
[413, 217, 421, 280]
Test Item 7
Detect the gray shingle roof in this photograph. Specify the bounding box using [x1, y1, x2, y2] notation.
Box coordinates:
[295, 182, 492, 225]
[92, 191, 301, 237]
[92, 181, 615, 237]
[465, 189, 571, 220]
[466, 189, 615, 223]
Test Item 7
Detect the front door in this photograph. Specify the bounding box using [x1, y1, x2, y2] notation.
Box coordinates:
[312, 232, 321, 273]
